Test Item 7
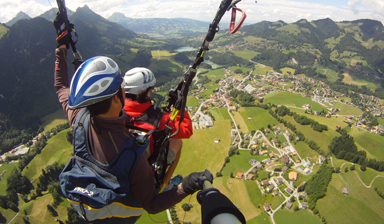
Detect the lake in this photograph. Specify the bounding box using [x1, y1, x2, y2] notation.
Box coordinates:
[175, 47, 197, 52]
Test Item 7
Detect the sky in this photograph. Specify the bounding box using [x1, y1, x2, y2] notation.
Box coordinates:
[1, 0, 384, 25]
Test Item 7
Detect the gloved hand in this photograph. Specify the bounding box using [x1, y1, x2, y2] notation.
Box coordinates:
[53, 12, 73, 49]
[182, 169, 213, 195]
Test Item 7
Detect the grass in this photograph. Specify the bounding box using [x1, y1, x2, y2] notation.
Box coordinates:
[282, 116, 336, 154]
[244, 180, 263, 208]
[210, 107, 231, 121]
[41, 109, 68, 132]
[175, 119, 231, 176]
[354, 165, 384, 186]
[238, 107, 279, 132]
[274, 209, 322, 224]
[254, 64, 273, 76]
[333, 102, 363, 116]
[229, 66, 253, 74]
[230, 50, 261, 60]
[0, 162, 19, 195]
[0, 24, 9, 39]
[353, 131, 384, 161]
[186, 95, 201, 107]
[280, 67, 296, 75]
[317, 170, 384, 224]
[247, 213, 272, 224]
[135, 211, 168, 224]
[22, 128, 73, 184]
[294, 141, 320, 161]
[264, 92, 325, 112]
[151, 50, 176, 59]
[232, 111, 249, 134]
[342, 73, 378, 90]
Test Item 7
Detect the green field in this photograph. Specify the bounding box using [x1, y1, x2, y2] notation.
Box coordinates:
[280, 67, 296, 75]
[0, 24, 8, 38]
[354, 165, 384, 186]
[247, 213, 272, 224]
[352, 130, 384, 161]
[174, 120, 232, 222]
[294, 141, 320, 160]
[274, 209, 322, 224]
[315, 64, 339, 82]
[135, 211, 168, 224]
[230, 50, 260, 60]
[229, 66, 253, 74]
[197, 69, 226, 99]
[317, 171, 384, 224]
[282, 116, 336, 154]
[210, 107, 231, 121]
[238, 107, 279, 132]
[333, 102, 362, 116]
[254, 64, 273, 76]
[0, 162, 19, 195]
[22, 129, 73, 184]
[264, 92, 325, 112]
[187, 95, 201, 107]
[41, 109, 68, 132]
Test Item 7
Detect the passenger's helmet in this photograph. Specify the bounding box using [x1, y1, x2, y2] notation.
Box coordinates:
[123, 67, 156, 95]
[68, 56, 124, 109]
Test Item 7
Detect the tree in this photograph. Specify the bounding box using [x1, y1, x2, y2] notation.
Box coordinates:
[181, 203, 193, 211]
[47, 204, 58, 217]
[360, 165, 366, 171]
[344, 167, 349, 173]
[230, 172, 234, 178]
[216, 172, 223, 177]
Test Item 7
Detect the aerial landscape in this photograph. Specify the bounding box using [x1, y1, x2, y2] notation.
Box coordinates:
[0, 0, 383, 223]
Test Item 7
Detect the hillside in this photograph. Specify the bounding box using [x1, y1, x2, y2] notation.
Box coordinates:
[108, 12, 209, 38]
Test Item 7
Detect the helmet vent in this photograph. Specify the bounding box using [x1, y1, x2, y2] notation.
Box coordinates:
[101, 80, 109, 87]
[88, 85, 99, 94]
[107, 59, 117, 69]
[86, 61, 107, 77]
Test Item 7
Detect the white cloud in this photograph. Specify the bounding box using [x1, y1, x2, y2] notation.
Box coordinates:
[0, 0, 383, 25]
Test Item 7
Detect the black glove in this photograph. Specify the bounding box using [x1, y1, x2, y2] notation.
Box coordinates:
[182, 169, 213, 195]
[53, 12, 72, 49]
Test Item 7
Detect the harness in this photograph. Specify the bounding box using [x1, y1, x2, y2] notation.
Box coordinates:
[59, 109, 147, 223]
[125, 105, 170, 189]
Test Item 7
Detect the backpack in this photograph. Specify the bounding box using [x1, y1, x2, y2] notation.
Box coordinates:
[59, 109, 147, 223]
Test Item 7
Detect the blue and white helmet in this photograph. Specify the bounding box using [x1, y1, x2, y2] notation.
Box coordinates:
[68, 56, 124, 109]
[124, 67, 156, 95]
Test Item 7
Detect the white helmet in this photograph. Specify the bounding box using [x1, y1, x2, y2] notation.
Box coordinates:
[124, 67, 156, 95]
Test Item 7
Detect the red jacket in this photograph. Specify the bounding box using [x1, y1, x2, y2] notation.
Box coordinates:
[124, 99, 193, 154]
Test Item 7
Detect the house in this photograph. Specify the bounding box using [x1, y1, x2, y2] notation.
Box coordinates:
[295, 136, 300, 142]
[251, 144, 258, 149]
[277, 177, 283, 184]
[301, 192, 307, 198]
[342, 187, 349, 195]
[304, 168, 310, 174]
[272, 139, 278, 144]
[257, 163, 263, 169]
[260, 150, 268, 155]
[249, 159, 257, 165]
[262, 143, 269, 148]
[289, 172, 298, 181]
[272, 191, 279, 197]
[291, 151, 297, 156]
[267, 184, 275, 192]
[214, 138, 220, 143]
[286, 202, 293, 209]
[302, 104, 311, 109]
[269, 152, 275, 158]
[247, 173, 255, 180]
[285, 131, 291, 137]
[264, 203, 271, 212]
[262, 158, 271, 164]
[282, 154, 290, 164]
[302, 202, 308, 208]
[286, 188, 293, 194]
[250, 168, 258, 174]
[236, 172, 244, 179]
[282, 166, 289, 172]
[261, 179, 270, 186]
[265, 129, 270, 134]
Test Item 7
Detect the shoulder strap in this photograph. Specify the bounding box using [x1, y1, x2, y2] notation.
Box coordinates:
[131, 105, 163, 129]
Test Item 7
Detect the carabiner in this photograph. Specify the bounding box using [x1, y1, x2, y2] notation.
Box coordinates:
[229, 7, 247, 34]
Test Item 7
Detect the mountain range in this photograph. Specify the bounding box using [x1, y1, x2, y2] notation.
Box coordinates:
[1, 4, 384, 144]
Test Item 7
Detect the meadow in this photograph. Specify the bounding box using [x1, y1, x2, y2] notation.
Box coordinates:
[41, 109, 68, 132]
[263, 92, 325, 112]
[230, 50, 260, 60]
[22, 128, 73, 184]
[274, 209, 322, 224]
[238, 107, 279, 132]
[342, 73, 378, 90]
[0, 162, 19, 195]
[317, 170, 384, 224]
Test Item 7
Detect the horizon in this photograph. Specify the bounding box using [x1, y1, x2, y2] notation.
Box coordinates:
[1, 0, 384, 26]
